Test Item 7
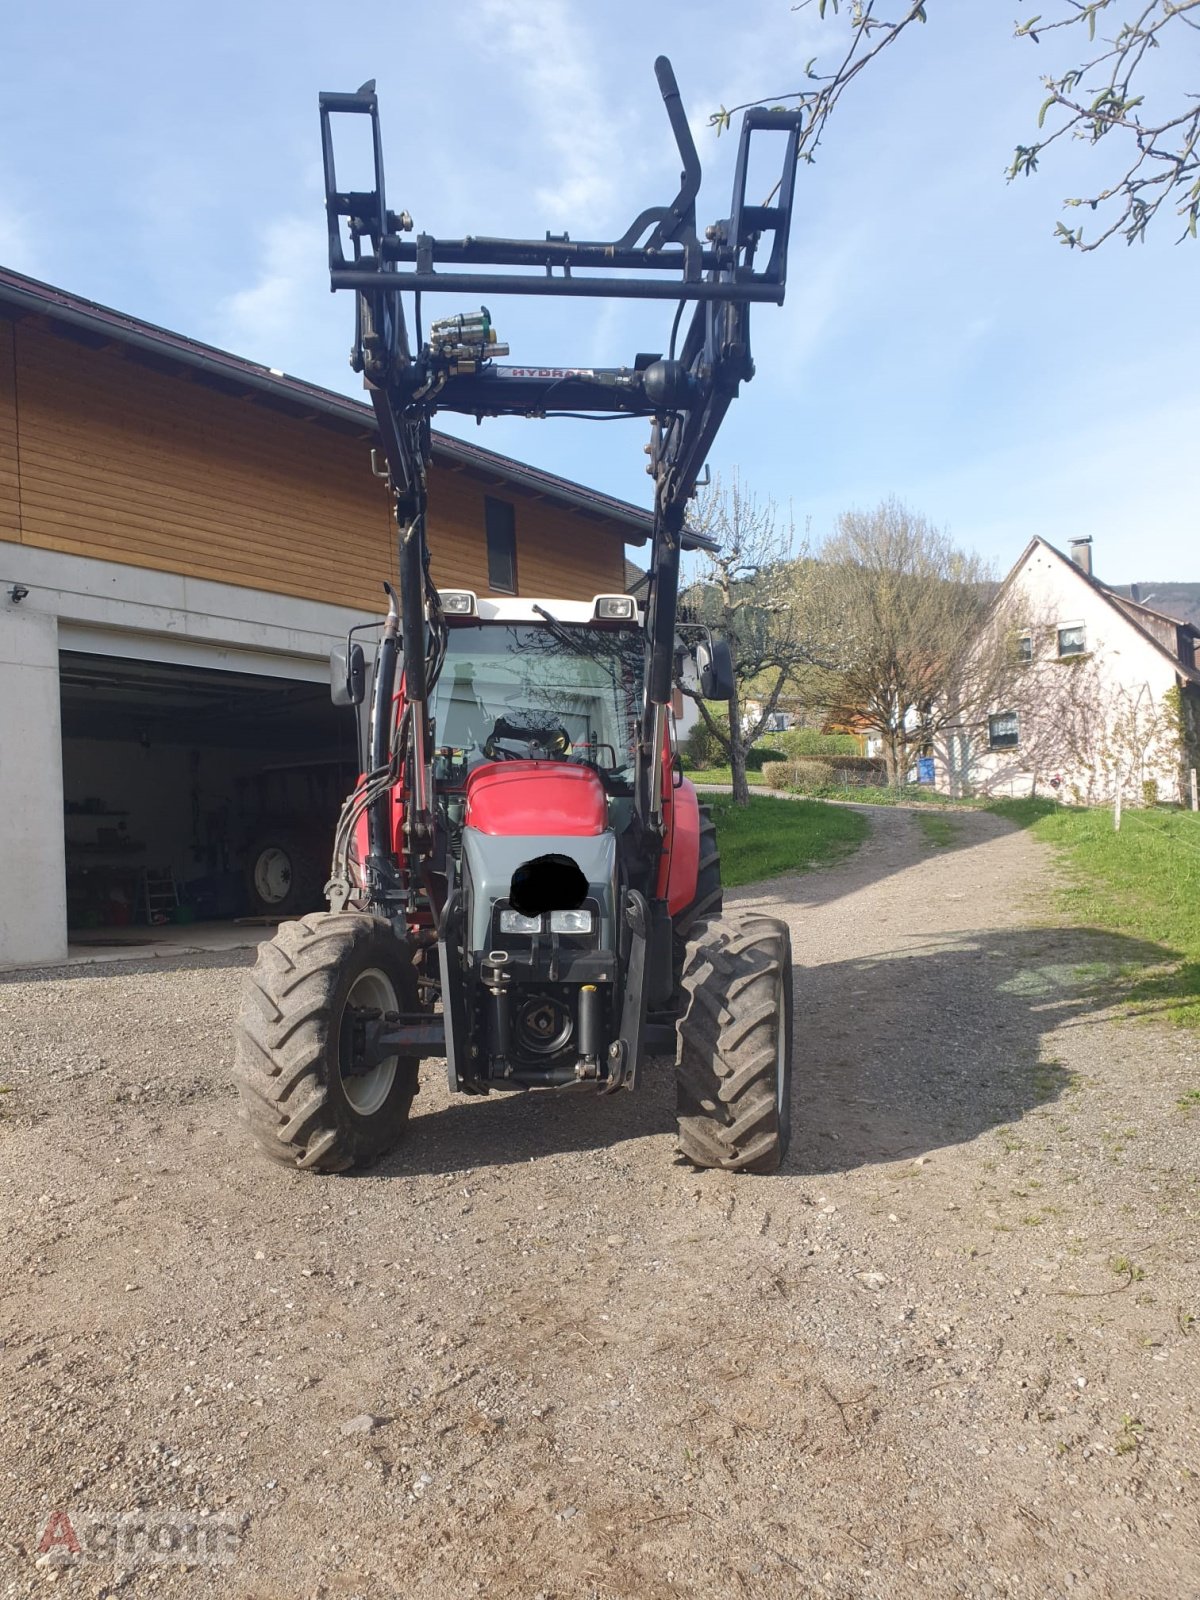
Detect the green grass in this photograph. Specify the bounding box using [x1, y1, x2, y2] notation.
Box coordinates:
[987, 800, 1200, 1028]
[707, 794, 868, 887]
[916, 812, 960, 848]
[825, 785, 985, 807]
[688, 767, 765, 787]
[690, 772, 988, 807]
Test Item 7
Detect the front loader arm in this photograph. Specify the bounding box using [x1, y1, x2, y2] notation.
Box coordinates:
[319, 58, 803, 889]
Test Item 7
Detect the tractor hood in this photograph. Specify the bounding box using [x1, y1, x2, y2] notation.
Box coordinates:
[464, 762, 607, 837]
[459, 764, 616, 954]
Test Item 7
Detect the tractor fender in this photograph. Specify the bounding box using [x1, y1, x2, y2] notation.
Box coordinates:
[663, 776, 701, 919]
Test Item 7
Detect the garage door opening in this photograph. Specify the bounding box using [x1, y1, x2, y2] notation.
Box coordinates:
[59, 651, 360, 941]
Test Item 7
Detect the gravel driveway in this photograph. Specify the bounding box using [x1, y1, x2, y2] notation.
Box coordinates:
[2, 807, 1198, 1598]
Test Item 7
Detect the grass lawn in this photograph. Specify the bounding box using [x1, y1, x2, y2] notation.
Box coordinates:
[809, 784, 988, 808]
[689, 772, 987, 807]
[687, 767, 765, 787]
[988, 798, 1200, 1029]
[705, 795, 869, 888]
[915, 812, 960, 848]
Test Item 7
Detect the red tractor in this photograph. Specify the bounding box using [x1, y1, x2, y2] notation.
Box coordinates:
[234, 61, 804, 1175]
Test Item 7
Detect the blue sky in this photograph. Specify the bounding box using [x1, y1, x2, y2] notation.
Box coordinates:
[2, 0, 1195, 585]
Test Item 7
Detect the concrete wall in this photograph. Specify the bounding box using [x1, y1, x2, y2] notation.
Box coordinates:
[0, 541, 368, 967]
[941, 543, 1186, 803]
[0, 605, 67, 966]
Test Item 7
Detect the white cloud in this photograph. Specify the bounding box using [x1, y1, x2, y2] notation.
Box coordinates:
[474, 0, 630, 224]
[0, 191, 39, 277]
[211, 211, 329, 372]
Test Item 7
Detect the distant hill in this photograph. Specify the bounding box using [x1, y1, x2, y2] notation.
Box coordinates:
[1108, 583, 1200, 630]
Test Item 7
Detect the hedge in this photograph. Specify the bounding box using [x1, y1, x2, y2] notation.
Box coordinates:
[760, 754, 887, 792]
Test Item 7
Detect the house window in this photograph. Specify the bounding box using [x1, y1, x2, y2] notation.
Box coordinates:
[1016, 632, 1033, 663]
[1057, 623, 1086, 657]
[484, 496, 517, 593]
[988, 711, 1019, 749]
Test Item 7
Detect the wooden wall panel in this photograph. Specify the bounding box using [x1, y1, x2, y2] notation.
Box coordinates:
[8, 320, 633, 612]
[0, 322, 19, 540]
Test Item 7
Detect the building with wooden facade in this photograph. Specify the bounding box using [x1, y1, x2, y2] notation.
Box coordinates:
[0, 268, 653, 966]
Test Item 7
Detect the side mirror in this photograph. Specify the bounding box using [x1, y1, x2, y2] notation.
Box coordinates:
[695, 638, 735, 701]
[331, 640, 366, 707]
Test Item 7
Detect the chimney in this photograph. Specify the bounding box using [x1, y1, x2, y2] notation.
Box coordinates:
[1129, 583, 1142, 604]
[1069, 536, 1093, 577]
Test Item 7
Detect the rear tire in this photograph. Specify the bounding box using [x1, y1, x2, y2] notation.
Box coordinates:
[676, 910, 793, 1174]
[234, 912, 420, 1172]
[244, 831, 325, 917]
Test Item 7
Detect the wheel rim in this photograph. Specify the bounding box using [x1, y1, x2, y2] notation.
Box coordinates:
[253, 847, 293, 906]
[339, 968, 400, 1115]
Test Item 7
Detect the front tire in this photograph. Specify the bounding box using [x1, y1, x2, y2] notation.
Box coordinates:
[234, 913, 420, 1172]
[673, 804, 722, 941]
[676, 911, 793, 1174]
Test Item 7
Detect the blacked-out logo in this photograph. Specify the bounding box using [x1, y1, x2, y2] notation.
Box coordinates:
[36, 1507, 241, 1567]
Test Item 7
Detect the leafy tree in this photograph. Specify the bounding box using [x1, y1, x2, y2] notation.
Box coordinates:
[712, 1, 1200, 249]
[678, 477, 832, 805]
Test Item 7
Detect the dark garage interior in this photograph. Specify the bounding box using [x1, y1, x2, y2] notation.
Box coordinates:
[59, 651, 360, 933]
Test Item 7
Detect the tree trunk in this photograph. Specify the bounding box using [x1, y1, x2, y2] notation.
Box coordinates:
[728, 689, 751, 807]
[885, 728, 903, 789]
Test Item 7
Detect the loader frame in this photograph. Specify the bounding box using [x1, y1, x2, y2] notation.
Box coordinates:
[317, 59, 804, 1091]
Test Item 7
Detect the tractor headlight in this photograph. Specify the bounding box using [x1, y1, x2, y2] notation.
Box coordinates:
[549, 909, 593, 934]
[499, 909, 543, 934]
[592, 594, 635, 620]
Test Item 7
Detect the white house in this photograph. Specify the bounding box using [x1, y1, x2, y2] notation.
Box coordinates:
[941, 536, 1200, 804]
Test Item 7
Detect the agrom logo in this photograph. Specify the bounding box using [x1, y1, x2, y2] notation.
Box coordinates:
[37, 1508, 241, 1567]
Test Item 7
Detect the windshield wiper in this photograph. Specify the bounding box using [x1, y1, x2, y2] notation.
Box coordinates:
[531, 603, 579, 651]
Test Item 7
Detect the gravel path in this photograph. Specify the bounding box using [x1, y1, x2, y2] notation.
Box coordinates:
[2, 807, 1198, 1598]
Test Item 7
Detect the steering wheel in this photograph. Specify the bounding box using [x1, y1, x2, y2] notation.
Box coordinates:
[483, 715, 572, 761]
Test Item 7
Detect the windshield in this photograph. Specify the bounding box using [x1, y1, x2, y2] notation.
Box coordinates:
[431, 622, 643, 789]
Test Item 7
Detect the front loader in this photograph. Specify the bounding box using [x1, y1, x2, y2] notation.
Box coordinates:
[234, 59, 803, 1174]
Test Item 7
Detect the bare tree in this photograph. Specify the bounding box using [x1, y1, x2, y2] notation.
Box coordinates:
[712, 1, 1200, 250]
[679, 477, 829, 805]
[813, 498, 1002, 786]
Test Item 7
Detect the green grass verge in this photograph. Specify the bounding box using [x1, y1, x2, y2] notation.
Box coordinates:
[691, 773, 988, 807]
[688, 767, 765, 787]
[809, 784, 989, 808]
[987, 799, 1200, 1029]
[706, 795, 869, 888]
[916, 812, 960, 848]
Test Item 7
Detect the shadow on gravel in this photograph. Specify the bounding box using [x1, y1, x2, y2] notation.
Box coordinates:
[357, 921, 1178, 1182]
[358, 1067, 680, 1181]
[789, 923, 1177, 1176]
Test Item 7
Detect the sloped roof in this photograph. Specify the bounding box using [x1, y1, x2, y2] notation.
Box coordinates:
[1108, 583, 1200, 632]
[0, 264, 714, 552]
[1001, 536, 1200, 687]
